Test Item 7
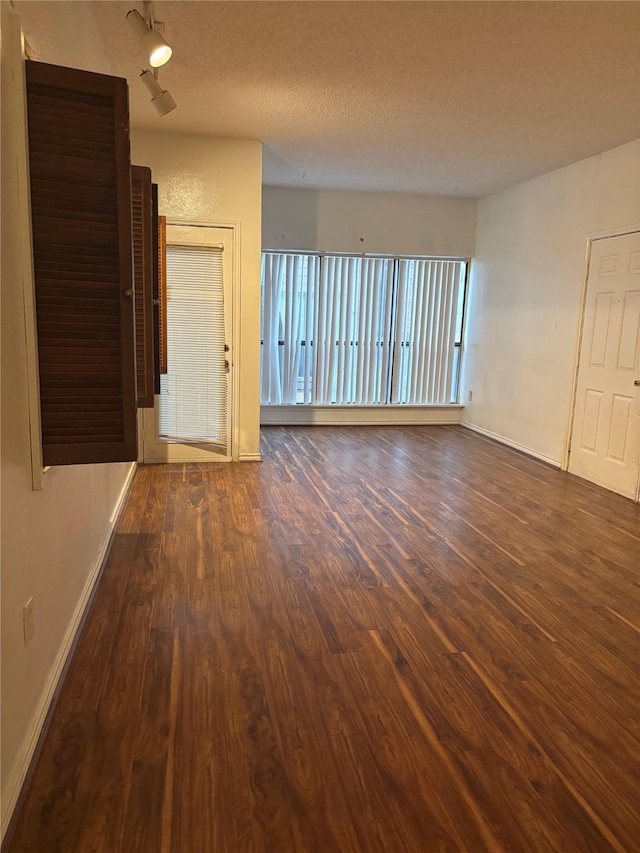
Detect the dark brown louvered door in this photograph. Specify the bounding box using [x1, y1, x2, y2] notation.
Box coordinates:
[25, 61, 137, 466]
[131, 165, 154, 408]
[157, 213, 168, 375]
[152, 183, 161, 395]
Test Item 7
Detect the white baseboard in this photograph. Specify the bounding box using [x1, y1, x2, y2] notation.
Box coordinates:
[563, 467, 635, 500]
[461, 421, 561, 467]
[261, 404, 464, 427]
[1, 462, 137, 842]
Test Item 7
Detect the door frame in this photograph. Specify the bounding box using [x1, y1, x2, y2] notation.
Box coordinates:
[139, 218, 242, 463]
[564, 223, 640, 501]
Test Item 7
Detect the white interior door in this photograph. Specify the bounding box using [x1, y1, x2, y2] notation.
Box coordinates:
[569, 231, 640, 498]
[142, 224, 233, 463]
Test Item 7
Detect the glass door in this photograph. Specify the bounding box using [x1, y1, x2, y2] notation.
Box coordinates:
[142, 224, 233, 462]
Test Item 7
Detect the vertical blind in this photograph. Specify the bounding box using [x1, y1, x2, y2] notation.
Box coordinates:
[262, 252, 321, 405]
[261, 252, 466, 406]
[392, 260, 460, 404]
[159, 244, 228, 450]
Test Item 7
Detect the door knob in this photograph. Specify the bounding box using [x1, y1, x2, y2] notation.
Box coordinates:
[634, 379, 640, 387]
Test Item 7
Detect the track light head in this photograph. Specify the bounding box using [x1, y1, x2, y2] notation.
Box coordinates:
[139, 69, 177, 117]
[127, 9, 172, 68]
[144, 29, 173, 68]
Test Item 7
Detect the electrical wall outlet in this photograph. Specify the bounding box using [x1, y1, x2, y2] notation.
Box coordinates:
[467, 390, 473, 402]
[23, 596, 35, 646]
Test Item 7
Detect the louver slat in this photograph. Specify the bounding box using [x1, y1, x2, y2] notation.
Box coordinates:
[131, 165, 154, 407]
[25, 60, 137, 465]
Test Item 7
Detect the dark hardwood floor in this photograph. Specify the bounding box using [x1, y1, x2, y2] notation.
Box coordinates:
[5, 425, 640, 852]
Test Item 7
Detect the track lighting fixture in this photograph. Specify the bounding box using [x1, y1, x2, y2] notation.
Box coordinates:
[139, 69, 177, 117]
[127, 8, 172, 68]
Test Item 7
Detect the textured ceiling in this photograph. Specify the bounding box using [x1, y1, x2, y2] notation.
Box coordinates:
[15, 1, 640, 197]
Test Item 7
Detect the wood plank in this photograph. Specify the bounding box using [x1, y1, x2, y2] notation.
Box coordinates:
[120, 628, 181, 852]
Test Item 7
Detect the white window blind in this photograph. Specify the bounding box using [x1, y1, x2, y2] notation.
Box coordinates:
[261, 252, 320, 405]
[393, 260, 461, 404]
[314, 256, 394, 404]
[159, 244, 228, 450]
[261, 252, 467, 407]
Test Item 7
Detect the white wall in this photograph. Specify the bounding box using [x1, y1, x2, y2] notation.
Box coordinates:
[1, 5, 135, 835]
[462, 139, 640, 464]
[130, 129, 263, 460]
[263, 186, 477, 257]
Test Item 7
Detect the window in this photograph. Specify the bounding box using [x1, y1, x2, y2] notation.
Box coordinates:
[261, 252, 467, 407]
